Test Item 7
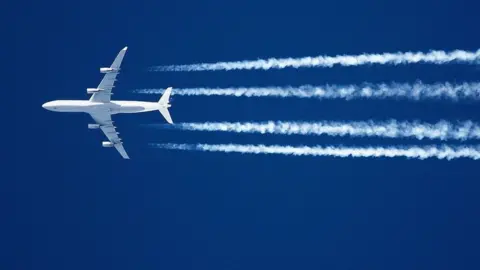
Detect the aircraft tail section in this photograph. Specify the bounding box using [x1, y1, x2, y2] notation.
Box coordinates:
[158, 87, 173, 124]
[159, 107, 173, 124]
[159, 87, 172, 105]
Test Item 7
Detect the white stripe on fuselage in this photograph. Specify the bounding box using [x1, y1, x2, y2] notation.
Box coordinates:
[42, 100, 161, 114]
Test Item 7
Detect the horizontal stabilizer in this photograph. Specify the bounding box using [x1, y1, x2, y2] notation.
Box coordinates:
[159, 87, 172, 104]
[159, 107, 173, 124]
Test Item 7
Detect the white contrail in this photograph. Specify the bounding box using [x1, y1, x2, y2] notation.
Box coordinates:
[151, 49, 480, 71]
[133, 82, 480, 101]
[153, 143, 480, 160]
[155, 120, 480, 141]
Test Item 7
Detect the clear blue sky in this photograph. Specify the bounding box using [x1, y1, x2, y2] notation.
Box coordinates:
[9, 0, 480, 269]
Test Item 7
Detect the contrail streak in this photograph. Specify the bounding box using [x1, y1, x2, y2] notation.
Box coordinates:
[133, 82, 480, 101]
[153, 120, 480, 141]
[153, 143, 480, 160]
[150, 49, 480, 71]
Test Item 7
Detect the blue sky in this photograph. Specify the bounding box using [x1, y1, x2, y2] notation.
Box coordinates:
[8, 0, 480, 269]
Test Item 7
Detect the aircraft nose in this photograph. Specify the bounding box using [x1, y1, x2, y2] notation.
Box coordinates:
[42, 102, 53, 111]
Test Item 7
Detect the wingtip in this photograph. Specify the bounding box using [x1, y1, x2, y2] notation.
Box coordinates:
[122, 46, 128, 51]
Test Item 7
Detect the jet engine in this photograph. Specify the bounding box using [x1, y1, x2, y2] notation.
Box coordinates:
[100, 67, 119, 73]
[87, 88, 103, 94]
[102, 141, 114, 147]
[88, 124, 100, 129]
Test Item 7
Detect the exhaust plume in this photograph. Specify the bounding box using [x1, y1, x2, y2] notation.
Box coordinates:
[153, 143, 480, 160]
[151, 49, 480, 71]
[134, 82, 480, 101]
[155, 120, 480, 141]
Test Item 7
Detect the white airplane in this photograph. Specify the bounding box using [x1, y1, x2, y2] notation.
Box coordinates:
[42, 46, 173, 159]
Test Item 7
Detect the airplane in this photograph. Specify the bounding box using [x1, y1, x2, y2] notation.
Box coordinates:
[42, 46, 173, 159]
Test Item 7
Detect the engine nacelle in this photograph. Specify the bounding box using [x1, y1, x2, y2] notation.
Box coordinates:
[102, 141, 114, 148]
[87, 88, 103, 94]
[100, 67, 119, 74]
[88, 124, 100, 129]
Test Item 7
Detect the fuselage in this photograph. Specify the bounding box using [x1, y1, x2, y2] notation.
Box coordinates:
[42, 100, 166, 114]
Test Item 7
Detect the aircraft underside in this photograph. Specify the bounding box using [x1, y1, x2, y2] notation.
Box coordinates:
[42, 47, 174, 159]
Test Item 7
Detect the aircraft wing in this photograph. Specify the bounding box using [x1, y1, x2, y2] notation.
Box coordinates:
[89, 46, 128, 103]
[90, 111, 129, 159]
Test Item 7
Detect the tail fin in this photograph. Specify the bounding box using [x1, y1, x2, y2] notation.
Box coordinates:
[158, 87, 173, 124]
